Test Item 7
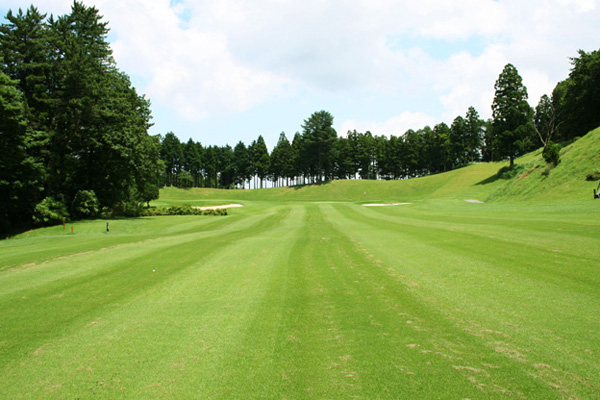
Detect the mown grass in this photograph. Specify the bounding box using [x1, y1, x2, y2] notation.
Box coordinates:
[1, 129, 600, 399]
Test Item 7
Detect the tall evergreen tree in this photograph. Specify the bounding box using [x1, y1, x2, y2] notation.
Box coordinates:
[491, 63, 534, 166]
[183, 138, 202, 187]
[160, 132, 182, 186]
[252, 135, 270, 188]
[0, 70, 43, 230]
[301, 110, 337, 182]
[0, 2, 160, 228]
[464, 106, 484, 161]
[232, 141, 250, 189]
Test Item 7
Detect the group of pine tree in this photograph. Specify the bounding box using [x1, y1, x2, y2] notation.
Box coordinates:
[160, 58, 599, 190]
[1, 3, 599, 232]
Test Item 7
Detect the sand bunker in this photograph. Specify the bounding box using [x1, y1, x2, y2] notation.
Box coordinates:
[193, 204, 244, 210]
[464, 199, 484, 203]
[362, 203, 412, 207]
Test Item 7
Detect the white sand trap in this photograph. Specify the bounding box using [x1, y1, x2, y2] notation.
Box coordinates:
[362, 203, 412, 207]
[464, 199, 484, 203]
[193, 204, 244, 210]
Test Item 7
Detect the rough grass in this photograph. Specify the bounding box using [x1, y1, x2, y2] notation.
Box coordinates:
[1, 128, 600, 399]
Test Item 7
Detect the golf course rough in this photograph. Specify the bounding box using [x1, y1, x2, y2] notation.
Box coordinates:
[1, 196, 599, 399]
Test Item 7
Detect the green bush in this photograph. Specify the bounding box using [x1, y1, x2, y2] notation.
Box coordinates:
[112, 201, 144, 217]
[33, 197, 69, 226]
[497, 164, 525, 180]
[140, 205, 228, 216]
[71, 190, 100, 219]
[586, 171, 600, 181]
[542, 142, 561, 166]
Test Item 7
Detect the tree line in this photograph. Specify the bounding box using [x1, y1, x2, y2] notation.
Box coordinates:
[0, 3, 161, 232]
[1, 2, 598, 232]
[158, 49, 600, 189]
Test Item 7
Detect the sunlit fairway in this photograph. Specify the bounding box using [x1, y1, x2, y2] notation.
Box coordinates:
[2, 133, 600, 398]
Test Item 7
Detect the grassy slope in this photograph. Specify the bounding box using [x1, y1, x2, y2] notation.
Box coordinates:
[158, 126, 600, 205]
[1, 128, 599, 399]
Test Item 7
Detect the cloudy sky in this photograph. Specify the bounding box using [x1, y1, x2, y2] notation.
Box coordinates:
[1, 0, 598, 149]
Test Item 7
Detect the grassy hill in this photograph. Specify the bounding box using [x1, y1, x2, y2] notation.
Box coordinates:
[159, 126, 600, 205]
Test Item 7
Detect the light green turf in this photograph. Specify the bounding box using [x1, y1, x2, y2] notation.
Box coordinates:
[1, 129, 600, 399]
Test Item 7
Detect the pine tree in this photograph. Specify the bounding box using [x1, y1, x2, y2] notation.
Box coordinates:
[301, 110, 337, 182]
[491, 63, 534, 166]
[253, 135, 270, 188]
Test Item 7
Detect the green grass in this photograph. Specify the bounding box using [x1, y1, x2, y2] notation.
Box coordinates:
[1, 129, 600, 399]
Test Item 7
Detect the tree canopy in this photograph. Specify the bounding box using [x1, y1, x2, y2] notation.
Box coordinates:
[0, 3, 160, 232]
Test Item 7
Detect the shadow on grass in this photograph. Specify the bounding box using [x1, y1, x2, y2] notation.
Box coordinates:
[292, 181, 333, 190]
[476, 164, 526, 186]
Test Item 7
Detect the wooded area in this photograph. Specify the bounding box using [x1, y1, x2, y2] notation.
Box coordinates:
[1, 2, 598, 232]
[0, 4, 160, 231]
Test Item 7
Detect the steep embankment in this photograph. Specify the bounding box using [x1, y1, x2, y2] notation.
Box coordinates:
[486, 126, 600, 201]
[159, 127, 600, 204]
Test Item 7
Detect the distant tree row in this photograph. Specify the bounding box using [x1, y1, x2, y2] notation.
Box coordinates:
[0, 3, 161, 232]
[160, 107, 488, 189]
[160, 49, 600, 189]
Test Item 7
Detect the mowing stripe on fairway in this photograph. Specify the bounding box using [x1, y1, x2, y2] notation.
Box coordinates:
[0, 201, 599, 399]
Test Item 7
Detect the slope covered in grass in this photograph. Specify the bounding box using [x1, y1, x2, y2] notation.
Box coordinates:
[488, 126, 600, 201]
[159, 126, 600, 205]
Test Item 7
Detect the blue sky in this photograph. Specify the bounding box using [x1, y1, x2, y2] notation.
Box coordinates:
[2, 0, 599, 150]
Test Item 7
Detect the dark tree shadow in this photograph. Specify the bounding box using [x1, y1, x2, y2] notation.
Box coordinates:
[476, 165, 525, 186]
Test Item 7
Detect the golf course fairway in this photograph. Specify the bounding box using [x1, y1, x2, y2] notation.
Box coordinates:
[1, 194, 599, 399]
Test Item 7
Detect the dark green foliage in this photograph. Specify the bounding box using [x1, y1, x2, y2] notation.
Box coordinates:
[0, 2, 161, 232]
[71, 190, 99, 219]
[585, 171, 600, 181]
[534, 94, 557, 147]
[183, 138, 202, 187]
[0, 69, 44, 230]
[496, 164, 526, 180]
[111, 201, 145, 217]
[301, 110, 337, 182]
[555, 49, 600, 139]
[178, 171, 194, 188]
[491, 64, 536, 166]
[142, 205, 227, 216]
[33, 197, 69, 226]
[160, 132, 183, 186]
[542, 142, 561, 166]
[270, 132, 295, 186]
[252, 135, 270, 188]
[233, 141, 250, 188]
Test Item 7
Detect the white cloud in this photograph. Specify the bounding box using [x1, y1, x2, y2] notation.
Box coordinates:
[339, 112, 438, 137]
[1, 0, 598, 140]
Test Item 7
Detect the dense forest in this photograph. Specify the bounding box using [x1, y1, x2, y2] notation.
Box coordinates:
[1, 2, 599, 232]
[0, 3, 160, 232]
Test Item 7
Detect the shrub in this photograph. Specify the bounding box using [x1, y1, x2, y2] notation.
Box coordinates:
[542, 142, 561, 166]
[33, 197, 69, 226]
[586, 171, 600, 181]
[71, 190, 100, 219]
[112, 201, 144, 217]
[541, 168, 552, 178]
[497, 164, 525, 180]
